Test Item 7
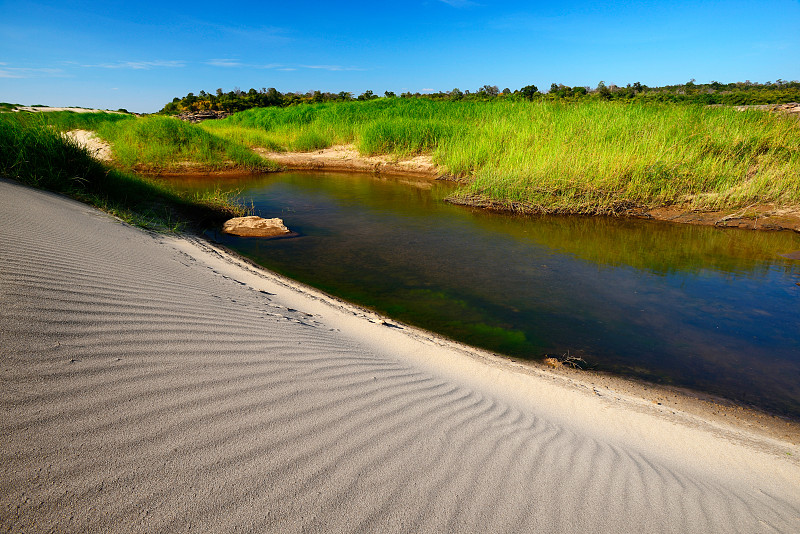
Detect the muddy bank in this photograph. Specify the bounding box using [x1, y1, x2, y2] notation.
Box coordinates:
[447, 194, 800, 233]
[636, 204, 800, 232]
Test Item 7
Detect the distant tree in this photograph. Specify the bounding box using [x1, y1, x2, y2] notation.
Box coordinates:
[216, 88, 223, 97]
[358, 90, 377, 101]
[450, 88, 464, 101]
[337, 91, 353, 101]
[479, 84, 499, 97]
[596, 81, 611, 100]
[263, 87, 282, 106]
[519, 85, 539, 100]
[501, 87, 511, 95]
[384, 90, 396, 98]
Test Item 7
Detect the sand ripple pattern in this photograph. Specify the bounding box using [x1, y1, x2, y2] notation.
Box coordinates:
[1, 181, 799, 533]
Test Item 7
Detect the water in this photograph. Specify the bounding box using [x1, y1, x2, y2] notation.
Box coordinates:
[169, 171, 800, 418]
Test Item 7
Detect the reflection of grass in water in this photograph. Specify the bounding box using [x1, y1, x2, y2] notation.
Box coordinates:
[474, 213, 800, 277]
[264, 172, 800, 278]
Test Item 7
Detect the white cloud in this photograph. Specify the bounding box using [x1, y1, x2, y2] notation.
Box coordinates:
[206, 59, 243, 67]
[301, 64, 364, 72]
[206, 60, 284, 69]
[83, 60, 185, 70]
[0, 66, 65, 78]
[438, 0, 476, 7]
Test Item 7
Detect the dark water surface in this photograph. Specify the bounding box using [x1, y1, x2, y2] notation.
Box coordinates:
[170, 171, 800, 418]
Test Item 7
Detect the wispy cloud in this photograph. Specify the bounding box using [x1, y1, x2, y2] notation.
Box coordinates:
[438, 0, 477, 7]
[202, 23, 293, 45]
[206, 58, 243, 68]
[205, 59, 284, 69]
[301, 64, 364, 72]
[205, 60, 364, 72]
[0, 66, 65, 78]
[81, 60, 185, 70]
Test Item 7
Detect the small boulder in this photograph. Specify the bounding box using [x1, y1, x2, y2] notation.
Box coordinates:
[222, 216, 291, 237]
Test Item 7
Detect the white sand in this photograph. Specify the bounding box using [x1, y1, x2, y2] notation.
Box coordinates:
[62, 130, 114, 162]
[1, 179, 799, 533]
[14, 106, 125, 114]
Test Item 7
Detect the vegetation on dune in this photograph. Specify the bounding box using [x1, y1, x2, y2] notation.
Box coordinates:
[94, 115, 276, 172]
[11, 110, 135, 130]
[0, 116, 248, 231]
[203, 98, 800, 214]
[6, 111, 277, 174]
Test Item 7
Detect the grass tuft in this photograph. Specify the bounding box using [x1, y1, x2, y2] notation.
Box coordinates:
[0, 116, 249, 231]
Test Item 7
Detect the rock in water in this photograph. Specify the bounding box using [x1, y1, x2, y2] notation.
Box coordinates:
[222, 216, 290, 237]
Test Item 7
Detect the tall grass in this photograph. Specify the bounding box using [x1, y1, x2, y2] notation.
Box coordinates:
[206, 99, 800, 213]
[7, 111, 278, 174]
[95, 116, 277, 172]
[13, 110, 135, 131]
[0, 116, 247, 231]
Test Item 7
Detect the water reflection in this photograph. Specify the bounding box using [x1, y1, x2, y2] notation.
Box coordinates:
[167, 171, 800, 417]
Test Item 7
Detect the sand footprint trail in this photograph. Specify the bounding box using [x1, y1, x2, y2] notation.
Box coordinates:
[1, 179, 799, 533]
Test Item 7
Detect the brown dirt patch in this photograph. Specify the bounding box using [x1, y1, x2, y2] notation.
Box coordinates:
[255, 144, 438, 178]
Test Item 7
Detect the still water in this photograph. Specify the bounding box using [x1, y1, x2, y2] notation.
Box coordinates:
[171, 171, 800, 418]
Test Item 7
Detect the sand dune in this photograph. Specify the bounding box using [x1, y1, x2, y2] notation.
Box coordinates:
[1, 179, 799, 533]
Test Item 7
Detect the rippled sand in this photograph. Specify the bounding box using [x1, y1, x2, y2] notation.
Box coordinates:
[1, 179, 799, 533]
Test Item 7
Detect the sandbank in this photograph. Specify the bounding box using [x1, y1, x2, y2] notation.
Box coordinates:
[1, 178, 799, 532]
[254, 144, 437, 178]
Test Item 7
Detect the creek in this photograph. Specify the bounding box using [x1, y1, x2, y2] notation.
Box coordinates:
[169, 171, 800, 418]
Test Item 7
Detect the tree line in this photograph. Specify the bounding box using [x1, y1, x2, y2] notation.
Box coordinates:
[160, 79, 800, 114]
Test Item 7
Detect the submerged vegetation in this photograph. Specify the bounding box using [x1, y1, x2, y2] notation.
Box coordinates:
[203, 98, 800, 214]
[0, 116, 248, 230]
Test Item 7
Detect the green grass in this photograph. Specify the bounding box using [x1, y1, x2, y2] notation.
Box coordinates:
[7, 111, 279, 174]
[204, 98, 800, 214]
[0, 116, 249, 231]
[13, 109, 135, 130]
[96, 115, 277, 172]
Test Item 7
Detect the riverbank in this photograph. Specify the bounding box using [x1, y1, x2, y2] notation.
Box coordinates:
[247, 144, 800, 233]
[2, 178, 799, 532]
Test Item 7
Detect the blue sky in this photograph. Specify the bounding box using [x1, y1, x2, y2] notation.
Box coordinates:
[2, 0, 799, 113]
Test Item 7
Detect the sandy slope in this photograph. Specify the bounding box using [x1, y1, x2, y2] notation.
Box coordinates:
[62, 130, 113, 162]
[1, 179, 799, 533]
[255, 144, 437, 177]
